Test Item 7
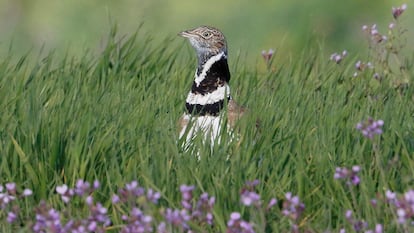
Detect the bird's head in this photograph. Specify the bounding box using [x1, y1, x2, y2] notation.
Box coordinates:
[179, 26, 228, 57]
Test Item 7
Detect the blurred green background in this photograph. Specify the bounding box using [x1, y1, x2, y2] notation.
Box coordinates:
[0, 0, 413, 63]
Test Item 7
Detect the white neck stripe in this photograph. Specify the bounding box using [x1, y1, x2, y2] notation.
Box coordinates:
[194, 52, 226, 87]
[186, 84, 230, 105]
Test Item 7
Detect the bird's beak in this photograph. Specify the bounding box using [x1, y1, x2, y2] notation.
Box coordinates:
[178, 30, 193, 38]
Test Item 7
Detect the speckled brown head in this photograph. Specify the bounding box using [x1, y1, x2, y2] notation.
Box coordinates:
[179, 26, 228, 58]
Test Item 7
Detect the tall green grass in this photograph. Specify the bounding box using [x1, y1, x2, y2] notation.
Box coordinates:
[0, 27, 413, 232]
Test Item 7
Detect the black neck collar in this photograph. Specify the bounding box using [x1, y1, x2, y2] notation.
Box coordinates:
[185, 96, 231, 116]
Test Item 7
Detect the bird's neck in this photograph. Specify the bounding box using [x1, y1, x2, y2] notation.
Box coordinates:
[194, 51, 230, 88]
[185, 51, 232, 116]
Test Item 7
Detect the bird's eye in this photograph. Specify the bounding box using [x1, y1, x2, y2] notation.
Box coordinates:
[202, 32, 211, 37]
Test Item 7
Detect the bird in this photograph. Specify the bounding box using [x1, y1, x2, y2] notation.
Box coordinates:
[178, 25, 245, 150]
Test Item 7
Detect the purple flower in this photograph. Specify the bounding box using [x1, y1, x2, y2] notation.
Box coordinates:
[373, 73, 381, 80]
[126, 180, 138, 191]
[192, 192, 215, 225]
[7, 211, 17, 223]
[358, 224, 383, 233]
[375, 224, 383, 233]
[121, 181, 145, 198]
[392, 4, 407, 19]
[393, 190, 414, 224]
[0, 183, 17, 207]
[330, 50, 348, 64]
[364, 223, 383, 233]
[176, 185, 216, 227]
[164, 208, 191, 230]
[56, 184, 73, 203]
[352, 165, 361, 172]
[56, 184, 68, 195]
[383, 189, 414, 225]
[267, 198, 277, 210]
[125, 181, 145, 197]
[180, 185, 195, 200]
[88, 221, 97, 231]
[33, 202, 63, 233]
[228, 212, 241, 225]
[85, 195, 94, 206]
[146, 188, 161, 204]
[404, 190, 414, 202]
[0, 191, 16, 206]
[22, 189, 33, 197]
[334, 166, 361, 186]
[240, 180, 262, 207]
[6, 183, 16, 193]
[181, 199, 192, 211]
[93, 180, 100, 189]
[370, 24, 379, 35]
[245, 180, 260, 188]
[0, 183, 34, 225]
[73, 179, 99, 197]
[344, 209, 369, 232]
[355, 60, 362, 70]
[282, 192, 305, 222]
[180, 185, 195, 211]
[371, 198, 378, 207]
[356, 117, 384, 139]
[350, 176, 360, 185]
[345, 209, 353, 219]
[362, 24, 387, 43]
[157, 222, 167, 233]
[33, 190, 112, 233]
[241, 191, 261, 207]
[113, 179, 164, 219]
[112, 194, 120, 204]
[355, 60, 373, 71]
[261, 49, 275, 64]
[397, 208, 407, 223]
[334, 167, 348, 180]
[226, 212, 255, 233]
[120, 207, 153, 233]
[385, 190, 397, 203]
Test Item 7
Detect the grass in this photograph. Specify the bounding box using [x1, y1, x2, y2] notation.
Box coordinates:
[0, 20, 413, 232]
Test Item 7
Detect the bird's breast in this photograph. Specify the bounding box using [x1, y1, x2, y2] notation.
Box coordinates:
[179, 114, 224, 146]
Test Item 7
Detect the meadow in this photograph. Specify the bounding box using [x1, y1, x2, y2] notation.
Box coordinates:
[0, 4, 414, 233]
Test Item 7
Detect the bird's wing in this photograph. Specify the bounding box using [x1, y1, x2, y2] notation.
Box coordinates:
[227, 99, 246, 127]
